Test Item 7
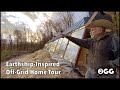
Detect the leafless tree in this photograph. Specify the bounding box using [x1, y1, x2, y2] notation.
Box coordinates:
[14, 29, 23, 50]
[58, 12, 74, 30]
[57, 12, 74, 58]
[8, 34, 13, 51]
[35, 12, 74, 50]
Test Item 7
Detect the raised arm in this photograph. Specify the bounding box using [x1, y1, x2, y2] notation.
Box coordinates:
[65, 35, 93, 49]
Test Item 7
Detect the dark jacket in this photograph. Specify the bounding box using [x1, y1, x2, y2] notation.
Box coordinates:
[65, 33, 119, 69]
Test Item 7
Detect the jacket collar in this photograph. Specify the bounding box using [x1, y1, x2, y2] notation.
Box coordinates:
[93, 32, 113, 41]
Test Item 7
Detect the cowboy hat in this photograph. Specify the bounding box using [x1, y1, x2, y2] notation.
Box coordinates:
[86, 12, 115, 30]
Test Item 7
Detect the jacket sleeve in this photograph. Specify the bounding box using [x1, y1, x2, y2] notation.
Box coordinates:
[110, 36, 120, 68]
[112, 57, 120, 68]
[65, 35, 92, 49]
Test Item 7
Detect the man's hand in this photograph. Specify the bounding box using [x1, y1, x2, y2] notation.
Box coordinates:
[61, 33, 68, 38]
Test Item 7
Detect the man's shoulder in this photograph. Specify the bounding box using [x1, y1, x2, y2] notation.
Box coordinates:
[110, 34, 119, 41]
[112, 35, 119, 45]
[113, 35, 119, 39]
[105, 33, 119, 41]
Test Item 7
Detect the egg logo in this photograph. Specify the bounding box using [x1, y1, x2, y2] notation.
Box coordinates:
[98, 68, 114, 74]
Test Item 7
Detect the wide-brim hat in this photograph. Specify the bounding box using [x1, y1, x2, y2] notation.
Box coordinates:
[86, 12, 115, 30]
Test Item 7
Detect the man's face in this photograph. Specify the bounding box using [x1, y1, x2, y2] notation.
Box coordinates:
[90, 27, 103, 38]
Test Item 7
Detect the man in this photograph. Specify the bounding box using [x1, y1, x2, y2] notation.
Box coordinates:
[61, 12, 119, 78]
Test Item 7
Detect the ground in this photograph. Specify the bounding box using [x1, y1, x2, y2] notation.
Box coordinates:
[1, 49, 85, 79]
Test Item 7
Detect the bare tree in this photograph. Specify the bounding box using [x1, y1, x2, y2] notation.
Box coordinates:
[48, 19, 64, 35]
[57, 12, 74, 58]
[22, 23, 27, 50]
[14, 29, 23, 50]
[41, 20, 54, 42]
[8, 34, 13, 51]
[58, 12, 74, 29]
[36, 12, 74, 50]
[1, 38, 7, 51]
